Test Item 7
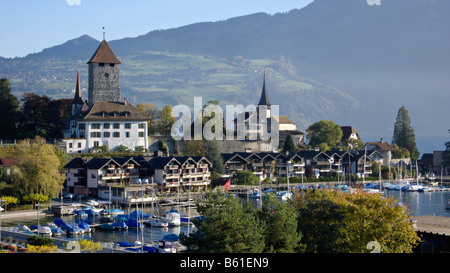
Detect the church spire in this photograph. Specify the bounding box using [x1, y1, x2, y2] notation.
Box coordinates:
[258, 71, 271, 106]
[73, 71, 83, 105]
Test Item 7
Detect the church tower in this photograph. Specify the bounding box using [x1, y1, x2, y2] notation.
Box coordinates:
[257, 73, 271, 119]
[72, 71, 84, 116]
[87, 39, 121, 106]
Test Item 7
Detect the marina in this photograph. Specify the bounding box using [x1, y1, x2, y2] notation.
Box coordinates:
[1, 181, 449, 253]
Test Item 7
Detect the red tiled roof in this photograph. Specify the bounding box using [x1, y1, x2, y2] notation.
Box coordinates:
[0, 157, 18, 167]
[367, 141, 395, 151]
[87, 40, 121, 64]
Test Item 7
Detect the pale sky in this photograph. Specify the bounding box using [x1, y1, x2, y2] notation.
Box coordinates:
[1, 0, 313, 58]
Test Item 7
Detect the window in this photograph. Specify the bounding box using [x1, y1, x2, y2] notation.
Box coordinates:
[126, 132, 130, 138]
[78, 142, 81, 148]
[92, 123, 101, 129]
[113, 132, 120, 138]
[69, 143, 73, 148]
[125, 123, 131, 129]
[105, 73, 109, 78]
[138, 123, 145, 129]
[103, 132, 110, 138]
[104, 123, 110, 129]
[94, 141, 99, 147]
[90, 132, 101, 138]
[113, 123, 120, 129]
[99, 63, 105, 67]
[79, 124, 86, 130]
[138, 132, 144, 138]
[110, 63, 115, 67]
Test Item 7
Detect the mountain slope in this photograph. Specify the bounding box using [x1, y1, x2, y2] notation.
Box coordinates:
[1, 0, 449, 151]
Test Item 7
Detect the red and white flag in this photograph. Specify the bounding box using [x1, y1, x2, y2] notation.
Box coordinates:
[224, 178, 231, 191]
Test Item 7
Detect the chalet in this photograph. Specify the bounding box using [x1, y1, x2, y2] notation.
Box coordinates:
[363, 138, 394, 166]
[298, 150, 333, 178]
[146, 156, 212, 193]
[64, 156, 141, 197]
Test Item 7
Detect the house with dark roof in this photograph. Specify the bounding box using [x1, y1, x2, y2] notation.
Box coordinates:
[63, 39, 149, 153]
[146, 156, 212, 193]
[64, 156, 141, 197]
[222, 151, 306, 181]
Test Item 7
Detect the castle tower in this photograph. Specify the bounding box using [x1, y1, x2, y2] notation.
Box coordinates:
[87, 39, 121, 106]
[257, 73, 271, 119]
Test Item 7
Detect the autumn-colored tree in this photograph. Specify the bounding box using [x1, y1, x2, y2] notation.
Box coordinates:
[10, 136, 64, 198]
[292, 188, 420, 253]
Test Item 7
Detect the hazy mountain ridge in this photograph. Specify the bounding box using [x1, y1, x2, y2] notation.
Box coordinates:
[1, 0, 449, 151]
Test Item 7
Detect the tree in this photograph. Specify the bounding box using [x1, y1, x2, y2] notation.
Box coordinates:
[392, 144, 410, 159]
[157, 140, 169, 155]
[233, 170, 260, 185]
[306, 120, 343, 150]
[181, 190, 265, 253]
[0, 195, 19, 211]
[258, 193, 304, 253]
[392, 106, 419, 160]
[75, 239, 103, 253]
[0, 78, 19, 140]
[10, 136, 65, 198]
[282, 133, 297, 155]
[204, 140, 224, 174]
[292, 188, 420, 253]
[18, 93, 51, 139]
[156, 105, 176, 136]
[182, 140, 205, 156]
[136, 102, 158, 135]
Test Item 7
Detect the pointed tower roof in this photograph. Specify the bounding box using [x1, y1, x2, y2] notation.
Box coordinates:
[258, 73, 271, 106]
[87, 40, 121, 64]
[73, 71, 84, 105]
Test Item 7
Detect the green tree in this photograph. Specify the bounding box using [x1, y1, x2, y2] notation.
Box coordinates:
[0, 78, 19, 140]
[182, 190, 265, 253]
[17, 93, 51, 139]
[258, 193, 304, 253]
[204, 140, 224, 174]
[23, 193, 48, 208]
[306, 120, 343, 150]
[182, 140, 205, 156]
[282, 133, 297, 155]
[157, 140, 169, 155]
[392, 106, 420, 160]
[233, 170, 260, 185]
[293, 188, 345, 253]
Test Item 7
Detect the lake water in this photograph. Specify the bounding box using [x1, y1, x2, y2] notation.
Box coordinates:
[2, 190, 450, 246]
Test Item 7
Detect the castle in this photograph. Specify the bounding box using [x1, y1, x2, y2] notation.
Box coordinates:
[63, 39, 149, 153]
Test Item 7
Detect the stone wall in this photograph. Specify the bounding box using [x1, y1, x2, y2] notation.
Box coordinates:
[88, 63, 121, 105]
[147, 136, 275, 155]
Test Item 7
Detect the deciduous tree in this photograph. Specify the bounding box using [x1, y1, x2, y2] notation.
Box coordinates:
[10, 136, 64, 199]
[306, 120, 343, 150]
